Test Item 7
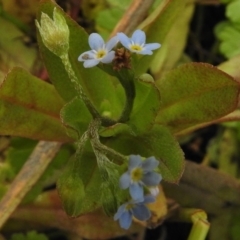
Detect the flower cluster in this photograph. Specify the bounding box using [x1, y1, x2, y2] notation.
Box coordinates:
[114, 155, 162, 229]
[78, 30, 161, 68]
[114, 195, 155, 229]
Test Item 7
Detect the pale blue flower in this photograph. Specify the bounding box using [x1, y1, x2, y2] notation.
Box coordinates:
[78, 33, 118, 68]
[119, 155, 162, 201]
[114, 195, 155, 229]
[117, 29, 161, 55]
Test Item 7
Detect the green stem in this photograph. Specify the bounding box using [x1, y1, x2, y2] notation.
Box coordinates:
[177, 208, 210, 240]
[98, 65, 136, 124]
[117, 72, 135, 123]
[188, 210, 210, 240]
[88, 119, 127, 164]
[60, 54, 116, 127]
[74, 130, 89, 161]
[187, 219, 210, 240]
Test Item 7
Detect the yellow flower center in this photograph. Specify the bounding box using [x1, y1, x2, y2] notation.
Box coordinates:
[125, 203, 134, 210]
[96, 49, 106, 59]
[131, 167, 143, 182]
[130, 44, 143, 52]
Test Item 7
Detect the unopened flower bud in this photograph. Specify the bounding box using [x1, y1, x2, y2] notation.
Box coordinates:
[139, 73, 154, 83]
[36, 8, 69, 57]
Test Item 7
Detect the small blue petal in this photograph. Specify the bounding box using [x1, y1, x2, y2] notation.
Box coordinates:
[114, 204, 126, 220]
[131, 30, 146, 45]
[128, 155, 142, 171]
[89, 33, 104, 50]
[101, 51, 115, 63]
[129, 182, 144, 201]
[77, 50, 95, 62]
[119, 172, 131, 189]
[132, 204, 151, 221]
[83, 59, 99, 68]
[117, 32, 131, 49]
[139, 49, 153, 55]
[105, 36, 118, 51]
[143, 195, 156, 204]
[119, 211, 132, 229]
[144, 43, 161, 51]
[142, 157, 159, 172]
[142, 172, 162, 186]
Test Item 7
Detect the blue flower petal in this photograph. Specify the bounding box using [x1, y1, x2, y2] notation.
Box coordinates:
[132, 30, 146, 45]
[140, 49, 153, 55]
[142, 172, 162, 186]
[78, 50, 95, 61]
[117, 33, 131, 49]
[143, 195, 156, 204]
[119, 172, 131, 189]
[128, 155, 142, 171]
[144, 43, 161, 51]
[132, 204, 151, 221]
[129, 182, 144, 201]
[89, 33, 104, 50]
[105, 36, 118, 51]
[114, 204, 126, 220]
[101, 51, 115, 63]
[119, 211, 132, 229]
[83, 59, 99, 68]
[142, 157, 159, 172]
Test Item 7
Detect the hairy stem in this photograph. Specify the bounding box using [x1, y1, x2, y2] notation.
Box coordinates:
[88, 119, 127, 164]
[60, 54, 116, 126]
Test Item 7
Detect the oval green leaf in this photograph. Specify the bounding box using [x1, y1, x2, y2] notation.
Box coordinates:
[0, 67, 71, 142]
[155, 63, 240, 135]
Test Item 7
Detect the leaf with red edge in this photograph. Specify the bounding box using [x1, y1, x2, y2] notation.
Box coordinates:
[155, 63, 240, 135]
[0, 67, 71, 142]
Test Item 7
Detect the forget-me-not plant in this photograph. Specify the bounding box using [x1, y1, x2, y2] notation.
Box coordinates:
[114, 195, 155, 229]
[119, 155, 162, 201]
[78, 33, 118, 68]
[76, 30, 163, 230]
[117, 29, 161, 55]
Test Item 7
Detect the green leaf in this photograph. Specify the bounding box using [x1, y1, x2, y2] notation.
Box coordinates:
[226, 0, 240, 23]
[37, 0, 123, 119]
[155, 63, 240, 135]
[60, 97, 92, 139]
[96, 0, 131, 39]
[0, 16, 37, 74]
[215, 21, 240, 58]
[57, 149, 102, 216]
[0, 67, 71, 142]
[6, 138, 38, 176]
[104, 125, 185, 183]
[150, 2, 194, 78]
[98, 74, 161, 137]
[57, 158, 86, 217]
[128, 75, 161, 134]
